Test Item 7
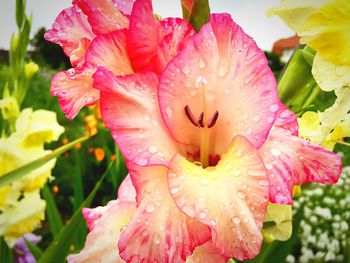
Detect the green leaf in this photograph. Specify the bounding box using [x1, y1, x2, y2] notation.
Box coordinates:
[38, 161, 115, 263]
[24, 237, 43, 260]
[42, 184, 64, 238]
[181, 0, 210, 31]
[16, 0, 26, 28]
[0, 237, 13, 263]
[0, 136, 89, 188]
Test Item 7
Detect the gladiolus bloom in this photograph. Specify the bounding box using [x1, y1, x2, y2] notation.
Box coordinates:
[49, 0, 342, 261]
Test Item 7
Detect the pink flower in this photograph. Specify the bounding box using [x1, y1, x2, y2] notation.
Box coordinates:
[91, 13, 342, 261]
[45, 0, 194, 119]
[48, 0, 342, 261]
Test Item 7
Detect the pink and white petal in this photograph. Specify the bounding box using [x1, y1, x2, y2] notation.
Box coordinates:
[73, 0, 129, 34]
[114, 0, 136, 15]
[93, 67, 178, 166]
[158, 14, 278, 157]
[151, 18, 195, 74]
[68, 200, 136, 263]
[82, 206, 108, 232]
[185, 241, 229, 263]
[273, 103, 298, 136]
[127, 0, 161, 71]
[118, 163, 211, 263]
[259, 127, 342, 205]
[51, 68, 98, 119]
[168, 136, 269, 260]
[117, 174, 137, 202]
[85, 30, 133, 75]
[70, 38, 92, 67]
[44, 5, 95, 67]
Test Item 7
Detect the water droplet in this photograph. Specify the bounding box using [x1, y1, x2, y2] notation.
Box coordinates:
[137, 157, 148, 166]
[170, 187, 180, 195]
[210, 219, 217, 226]
[270, 148, 281, 156]
[267, 117, 274, 123]
[166, 106, 173, 118]
[200, 179, 209, 186]
[218, 66, 228, 77]
[155, 237, 161, 245]
[182, 205, 195, 217]
[235, 149, 243, 158]
[145, 203, 155, 213]
[148, 145, 158, 154]
[265, 163, 273, 170]
[182, 66, 190, 74]
[198, 211, 207, 219]
[144, 115, 151, 121]
[248, 169, 266, 177]
[238, 191, 246, 199]
[232, 216, 240, 224]
[270, 104, 279, 112]
[253, 115, 260, 122]
[258, 179, 269, 187]
[233, 169, 241, 176]
[196, 75, 208, 87]
[199, 59, 206, 69]
[190, 89, 197, 96]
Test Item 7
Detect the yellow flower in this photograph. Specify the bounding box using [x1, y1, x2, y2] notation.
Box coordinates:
[24, 61, 39, 79]
[0, 191, 45, 247]
[15, 108, 65, 147]
[0, 97, 20, 120]
[0, 135, 56, 206]
[268, 0, 350, 92]
[268, 0, 350, 66]
[262, 203, 292, 242]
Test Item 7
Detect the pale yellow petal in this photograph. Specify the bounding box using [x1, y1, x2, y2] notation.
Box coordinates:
[0, 191, 45, 247]
[15, 108, 65, 147]
[262, 203, 292, 242]
[312, 53, 350, 91]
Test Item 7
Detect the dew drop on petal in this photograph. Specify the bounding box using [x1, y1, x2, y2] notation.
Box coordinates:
[200, 179, 209, 186]
[145, 203, 155, 213]
[270, 148, 281, 156]
[148, 145, 158, 154]
[232, 216, 240, 224]
[270, 104, 280, 112]
[182, 205, 195, 217]
[258, 179, 269, 187]
[170, 187, 180, 195]
[198, 211, 207, 219]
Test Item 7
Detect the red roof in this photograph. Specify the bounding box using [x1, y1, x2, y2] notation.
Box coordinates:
[272, 35, 300, 55]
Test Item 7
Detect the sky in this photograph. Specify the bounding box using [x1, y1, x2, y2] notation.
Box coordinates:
[0, 0, 294, 51]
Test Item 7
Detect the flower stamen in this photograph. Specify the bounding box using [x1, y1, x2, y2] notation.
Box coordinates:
[207, 111, 219, 128]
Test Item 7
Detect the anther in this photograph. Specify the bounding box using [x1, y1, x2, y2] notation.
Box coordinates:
[184, 105, 199, 127]
[198, 112, 204, 127]
[207, 111, 219, 128]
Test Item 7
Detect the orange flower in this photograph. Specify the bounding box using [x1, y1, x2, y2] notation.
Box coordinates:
[94, 148, 105, 162]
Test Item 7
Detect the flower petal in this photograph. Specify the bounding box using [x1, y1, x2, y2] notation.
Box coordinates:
[273, 104, 298, 136]
[158, 14, 278, 156]
[151, 18, 194, 74]
[52, 30, 132, 119]
[118, 163, 211, 263]
[185, 241, 229, 263]
[44, 5, 95, 67]
[93, 67, 178, 166]
[68, 200, 136, 263]
[259, 126, 342, 204]
[51, 68, 97, 120]
[127, 0, 194, 74]
[73, 0, 129, 34]
[127, 0, 160, 71]
[168, 136, 269, 260]
[312, 53, 350, 91]
[117, 174, 137, 203]
[85, 30, 133, 74]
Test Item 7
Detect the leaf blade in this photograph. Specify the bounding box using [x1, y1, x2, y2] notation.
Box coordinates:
[0, 136, 89, 188]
